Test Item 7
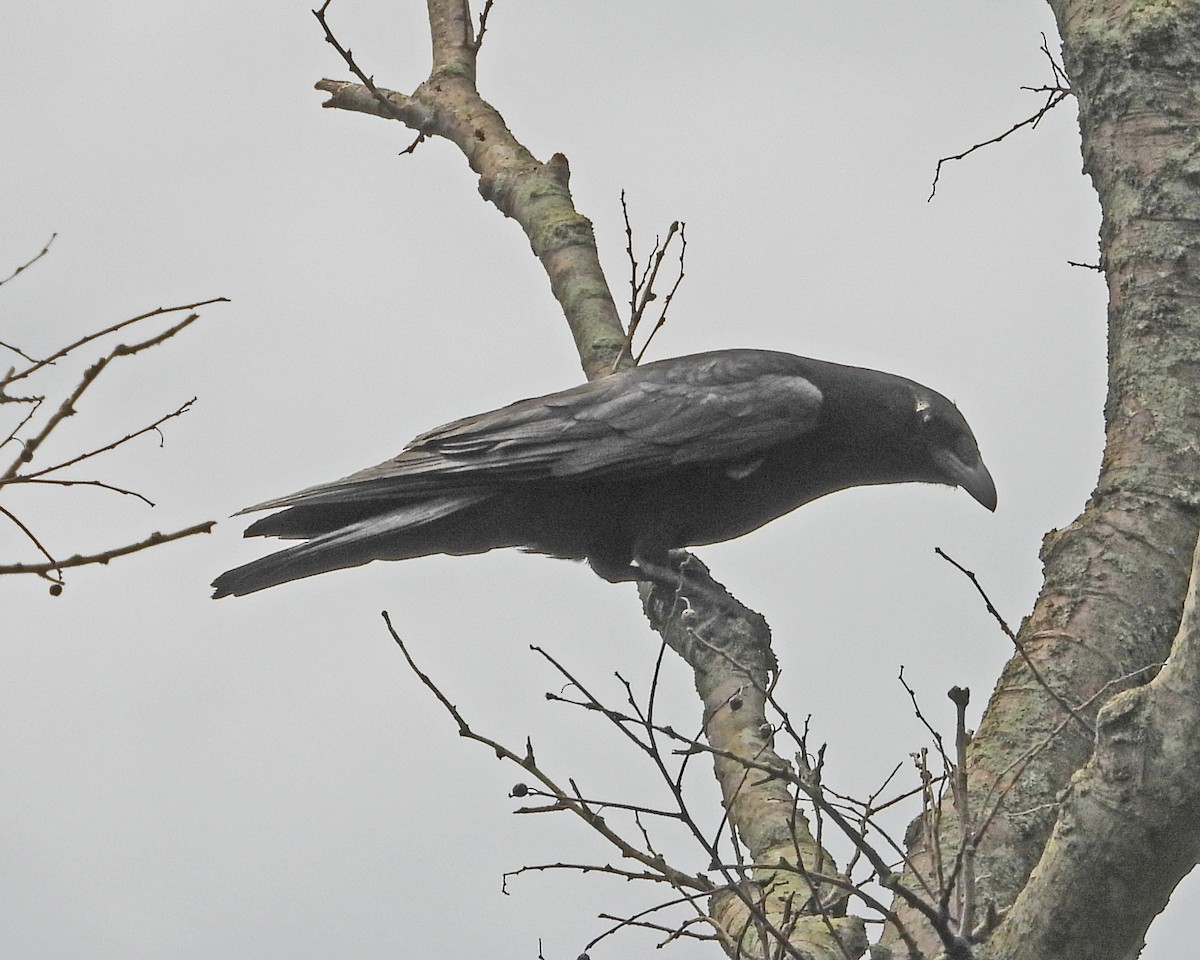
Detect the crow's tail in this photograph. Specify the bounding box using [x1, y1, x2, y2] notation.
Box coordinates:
[211, 492, 492, 598]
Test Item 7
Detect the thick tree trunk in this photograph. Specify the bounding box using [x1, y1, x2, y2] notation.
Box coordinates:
[890, 4, 1200, 956]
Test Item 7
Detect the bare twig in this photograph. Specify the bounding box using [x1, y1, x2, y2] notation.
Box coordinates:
[2, 317, 202, 484]
[935, 547, 1095, 737]
[4, 477, 156, 506]
[793, 761, 973, 959]
[3, 296, 223, 589]
[749, 862, 924, 960]
[312, 0, 432, 140]
[12, 398, 195, 484]
[898, 666, 952, 771]
[618, 206, 687, 366]
[928, 34, 1070, 200]
[511, 783, 682, 821]
[313, 0, 384, 101]
[0, 233, 56, 287]
[502, 861, 683, 891]
[532, 644, 815, 956]
[383, 615, 712, 893]
[1, 397, 43, 453]
[0, 504, 60, 575]
[0, 520, 216, 582]
[473, 0, 496, 52]
[4, 298, 227, 386]
[913, 746, 947, 910]
[635, 224, 687, 364]
[587, 889, 720, 952]
[553, 625, 956, 952]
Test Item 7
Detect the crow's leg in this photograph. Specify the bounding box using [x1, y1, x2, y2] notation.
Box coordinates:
[587, 550, 690, 587]
[589, 550, 728, 607]
[638, 550, 742, 617]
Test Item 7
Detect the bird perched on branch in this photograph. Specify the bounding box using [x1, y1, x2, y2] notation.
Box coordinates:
[212, 349, 995, 598]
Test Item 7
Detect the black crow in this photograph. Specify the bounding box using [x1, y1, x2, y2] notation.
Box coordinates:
[212, 349, 995, 598]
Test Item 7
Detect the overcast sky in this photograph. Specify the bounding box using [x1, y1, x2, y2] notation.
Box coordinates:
[3, 2, 1193, 958]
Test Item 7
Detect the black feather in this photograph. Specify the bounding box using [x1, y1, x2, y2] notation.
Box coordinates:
[212, 349, 995, 598]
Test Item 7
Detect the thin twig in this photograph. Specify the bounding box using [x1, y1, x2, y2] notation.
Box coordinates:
[630, 222, 680, 347]
[929, 34, 1070, 200]
[4, 477, 156, 507]
[635, 223, 687, 364]
[502, 861, 682, 891]
[0, 340, 44, 364]
[534, 645, 807, 953]
[473, 0, 495, 51]
[4, 298, 226, 386]
[0, 396, 44, 453]
[2, 317, 202, 483]
[595, 907, 720, 946]
[512, 784, 682, 821]
[313, 0, 420, 132]
[898, 666, 952, 771]
[382, 616, 711, 893]
[935, 547, 1095, 737]
[0, 233, 56, 287]
[11, 399, 195, 483]
[0, 504, 60, 577]
[0, 520, 216, 580]
[793, 762, 972, 959]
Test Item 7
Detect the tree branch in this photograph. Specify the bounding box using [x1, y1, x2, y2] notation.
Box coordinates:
[315, 0, 625, 379]
[315, 5, 862, 954]
[0, 521, 216, 583]
[985, 531, 1200, 959]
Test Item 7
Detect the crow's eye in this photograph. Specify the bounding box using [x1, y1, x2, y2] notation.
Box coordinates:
[921, 410, 962, 447]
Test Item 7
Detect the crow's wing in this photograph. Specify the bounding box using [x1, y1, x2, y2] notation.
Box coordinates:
[240, 352, 823, 514]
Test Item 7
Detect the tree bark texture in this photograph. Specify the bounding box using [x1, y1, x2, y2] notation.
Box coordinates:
[891, 3, 1200, 956]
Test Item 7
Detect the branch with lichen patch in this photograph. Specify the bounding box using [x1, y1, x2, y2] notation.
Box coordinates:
[314, 0, 625, 379]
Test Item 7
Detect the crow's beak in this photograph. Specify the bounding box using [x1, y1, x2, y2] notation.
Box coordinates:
[933, 449, 997, 512]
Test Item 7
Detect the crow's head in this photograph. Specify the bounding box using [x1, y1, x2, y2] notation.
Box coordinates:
[908, 388, 996, 511]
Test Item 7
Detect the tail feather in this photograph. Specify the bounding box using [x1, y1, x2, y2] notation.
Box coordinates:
[212, 492, 493, 598]
[243, 491, 486, 540]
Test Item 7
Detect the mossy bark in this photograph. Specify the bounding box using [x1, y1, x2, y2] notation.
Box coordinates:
[889, 3, 1200, 956]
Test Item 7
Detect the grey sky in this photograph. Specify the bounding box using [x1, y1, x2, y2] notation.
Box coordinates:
[4, 2, 1193, 957]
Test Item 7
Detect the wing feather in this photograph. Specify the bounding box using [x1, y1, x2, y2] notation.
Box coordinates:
[237, 350, 823, 516]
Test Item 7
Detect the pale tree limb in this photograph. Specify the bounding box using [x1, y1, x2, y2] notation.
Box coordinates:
[315, 0, 625, 380]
